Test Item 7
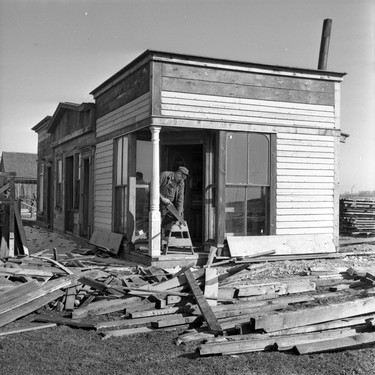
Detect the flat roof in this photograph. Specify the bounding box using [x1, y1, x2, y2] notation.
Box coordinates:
[90, 49, 346, 97]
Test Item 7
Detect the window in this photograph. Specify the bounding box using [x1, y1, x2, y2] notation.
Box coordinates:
[225, 132, 270, 236]
[114, 136, 128, 233]
[56, 158, 62, 208]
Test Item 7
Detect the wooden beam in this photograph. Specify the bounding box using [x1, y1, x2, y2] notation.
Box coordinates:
[0, 289, 64, 328]
[295, 332, 375, 354]
[252, 296, 375, 332]
[0, 323, 57, 336]
[184, 268, 223, 335]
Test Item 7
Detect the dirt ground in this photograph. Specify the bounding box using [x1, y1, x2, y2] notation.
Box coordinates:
[1, 223, 375, 375]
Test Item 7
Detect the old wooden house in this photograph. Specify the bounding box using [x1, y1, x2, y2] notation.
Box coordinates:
[32, 103, 96, 239]
[88, 50, 346, 266]
[0, 152, 37, 212]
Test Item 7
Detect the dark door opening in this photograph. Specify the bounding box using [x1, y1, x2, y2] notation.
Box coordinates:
[81, 158, 90, 238]
[65, 156, 74, 233]
[162, 144, 204, 243]
[46, 166, 53, 226]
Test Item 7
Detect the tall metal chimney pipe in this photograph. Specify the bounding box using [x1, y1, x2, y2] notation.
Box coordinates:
[318, 19, 332, 70]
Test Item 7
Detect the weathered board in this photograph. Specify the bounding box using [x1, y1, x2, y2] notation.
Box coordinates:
[89, 228, 123, 255]
[227, 234, 335, 257]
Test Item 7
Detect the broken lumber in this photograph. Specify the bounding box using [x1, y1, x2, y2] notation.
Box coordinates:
[199, 327, 359, 356]
[184, 268, 223, 336]
[295, 331, 375, 354]
[34, 315, 97, 329]
[0, 289, 64, 328]
[252, 296, 375, 332]
[0, 323, 56, 337]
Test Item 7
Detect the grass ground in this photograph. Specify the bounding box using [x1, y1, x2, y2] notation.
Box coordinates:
[1, 223, 374, 375]
[1, 322, 375, 375]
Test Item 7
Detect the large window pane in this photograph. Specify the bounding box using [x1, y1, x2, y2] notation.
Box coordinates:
[226, 133, 247, 184]
[114, 186, 127, 233]
[248, 134, 269, 185]
[225, 186, 245, 235]
[246, 186, 269, 235]
[225, 131, 271, 237]
[121, 137, 128, 185]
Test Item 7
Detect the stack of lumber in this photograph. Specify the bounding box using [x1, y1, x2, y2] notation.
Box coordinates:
[1, 250, 375, 356]
[340, 198, 375, 237]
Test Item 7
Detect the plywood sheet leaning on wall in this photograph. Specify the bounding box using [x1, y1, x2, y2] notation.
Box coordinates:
[227, 234, 335, 257]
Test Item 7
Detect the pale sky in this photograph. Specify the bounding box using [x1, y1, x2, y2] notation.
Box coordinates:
[0, 0, 374, 193]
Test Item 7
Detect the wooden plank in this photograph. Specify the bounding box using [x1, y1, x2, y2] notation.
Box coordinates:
[227, 234, 335, 257]
[129, 306, 181, 319]
[200, 327, 358, 355]
[295, 332, 375, 354]
[268, 313, 375, 336]
[31, 256, 74, 275]
[72, 297, 144, 319]
[0, 183, 10, 195]
[162, 102, 334, 125]
[0, 289, 64, 328]
[162, 78, 334, 106]
[89, 229, 123, 255]
[162, 64, 335, 94]
[204, 268, 218, 306]
[0, 276, 73, 316]
[151, 315, 201, 328]
[34, 315, 97, 329]
[138, 267, 204, 292]
[96, 315, 185, 330]
[0, 323, 57, 336]
[64, 286, 77, 311]
[0, 280, 40, 305]
[184, 268, 223, 335]
[252, 296, 375, 332]
[101, 326, 154, 339]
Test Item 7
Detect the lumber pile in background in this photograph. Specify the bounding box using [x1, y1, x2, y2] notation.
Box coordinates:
[340, 197, 375, 237]
[0, 250, 375, 356]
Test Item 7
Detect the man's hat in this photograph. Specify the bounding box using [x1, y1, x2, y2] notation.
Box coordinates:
[177, 166, 190, 177]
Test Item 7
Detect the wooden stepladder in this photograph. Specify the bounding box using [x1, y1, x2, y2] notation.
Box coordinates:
[164, 204, 194, 255]
[165, 222, 194, 255]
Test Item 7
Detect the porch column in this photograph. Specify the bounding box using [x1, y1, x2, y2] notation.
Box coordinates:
[148, 126, 161, 257]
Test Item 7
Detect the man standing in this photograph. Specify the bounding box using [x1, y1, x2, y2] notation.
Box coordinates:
[159, 166, 190, 230]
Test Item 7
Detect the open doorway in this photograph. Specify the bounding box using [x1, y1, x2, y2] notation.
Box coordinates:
[161, 144, 204, 243]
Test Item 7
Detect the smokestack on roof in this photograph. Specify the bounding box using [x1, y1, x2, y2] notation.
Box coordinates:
[318, 19, 332, 70]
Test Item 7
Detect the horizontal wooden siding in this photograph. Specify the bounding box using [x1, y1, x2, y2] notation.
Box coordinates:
[94, 140, 113, 231]
[161, 91, 335, 129]
[96, 92, 150, 138]
[276, 132, 335, 235]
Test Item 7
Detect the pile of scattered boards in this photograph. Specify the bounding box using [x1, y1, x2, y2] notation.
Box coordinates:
[340, 197, 375, 237]
[1, 250, 375, 356]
